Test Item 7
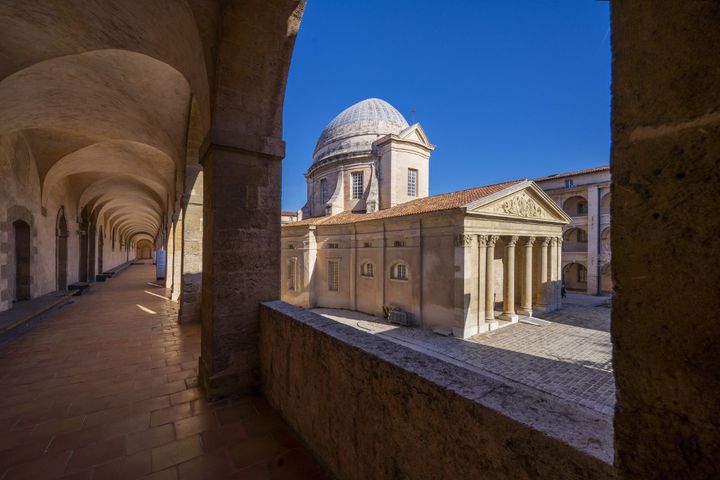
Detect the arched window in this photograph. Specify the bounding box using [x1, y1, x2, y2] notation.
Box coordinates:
[360, 262, 374, 278]
[577, 229, 588, 242]
[390, 262, 408, 281]
[578, 264, 587, 283]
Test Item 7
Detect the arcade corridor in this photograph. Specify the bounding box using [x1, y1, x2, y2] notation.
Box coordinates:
[0, 265, 325, 480]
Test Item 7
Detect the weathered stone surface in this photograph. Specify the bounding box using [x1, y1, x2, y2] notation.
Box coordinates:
[260, 301, 615, 480]
[612, 3, 720, 478]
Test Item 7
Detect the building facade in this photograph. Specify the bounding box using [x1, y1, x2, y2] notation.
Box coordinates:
[282, 99, 569, 338]
[535, 166, 612, 294]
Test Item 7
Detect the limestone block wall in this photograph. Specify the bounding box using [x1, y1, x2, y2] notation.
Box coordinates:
[611, 3, 720, 478]
[260, 302, 615, 480]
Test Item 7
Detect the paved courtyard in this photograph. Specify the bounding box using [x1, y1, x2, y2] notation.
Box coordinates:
[314, 293, 614, 416]
[0, 264, 325, 480]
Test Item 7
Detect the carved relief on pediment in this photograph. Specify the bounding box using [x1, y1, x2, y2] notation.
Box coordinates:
[486, 191, 550, 219]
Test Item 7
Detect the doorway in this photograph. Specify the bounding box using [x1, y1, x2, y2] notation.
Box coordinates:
[13, 220, 31, 302]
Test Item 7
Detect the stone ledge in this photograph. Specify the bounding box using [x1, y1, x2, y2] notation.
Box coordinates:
[260, 301, 615, 479]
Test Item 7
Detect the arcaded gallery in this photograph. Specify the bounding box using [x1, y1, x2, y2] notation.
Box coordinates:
[0, 2, 717, 480]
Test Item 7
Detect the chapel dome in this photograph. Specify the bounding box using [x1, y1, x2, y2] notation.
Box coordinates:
[312, 98, 409, 164]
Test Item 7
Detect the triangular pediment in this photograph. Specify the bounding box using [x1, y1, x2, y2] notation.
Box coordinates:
[465, 181, 571, 223]
[398, 123, 431, 146]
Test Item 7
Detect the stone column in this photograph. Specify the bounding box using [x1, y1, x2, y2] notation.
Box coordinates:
[501, 236, 519, 321]
[549, 237, 559, 309]
[179, 171, 203, 323]
[535, 237, 550, 309]
[485, 235, 498, 321]
[199, 145, 281, 398]
[477, 235, 487, 326]
[171, 213, 183, 302]
[165, 221, 175, 290]
[519, 236, 534, 316]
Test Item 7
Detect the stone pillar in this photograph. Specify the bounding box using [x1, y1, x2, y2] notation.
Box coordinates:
[179, 170, 203, 324]
[171, 213, 183, 302]
[199, 145, 281, 398]
[485, 235, 498, 321]
[165, 221, 175, 290]
[500, 236, 518, 322]
[519, 236, 534, 316]
[586, 185, 601, 295]
[535, 237, 550, 310]
[453, 233, 477, 339]
[303, 226, 317, 308]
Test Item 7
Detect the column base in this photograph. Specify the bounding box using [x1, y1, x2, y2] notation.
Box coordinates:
[499, 313, 519, 322]
[518, 307, 533, 317]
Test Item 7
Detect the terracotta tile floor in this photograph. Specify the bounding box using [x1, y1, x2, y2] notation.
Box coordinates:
[0, 264, 327, 480]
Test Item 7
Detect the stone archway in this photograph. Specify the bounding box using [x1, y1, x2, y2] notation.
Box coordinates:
[562, 262, 587, 291]
[56, 208, 68, 291]
[13, 220, 31, 302]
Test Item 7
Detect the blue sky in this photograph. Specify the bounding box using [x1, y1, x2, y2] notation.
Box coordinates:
[282, 1, 611, 210]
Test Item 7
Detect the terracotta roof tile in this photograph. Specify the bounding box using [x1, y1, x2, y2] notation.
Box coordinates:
[533, 165, 609, 181]
[287, 179, 524, 227]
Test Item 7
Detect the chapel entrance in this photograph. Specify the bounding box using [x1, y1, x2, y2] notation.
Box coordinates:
[13, 220, 31, 302]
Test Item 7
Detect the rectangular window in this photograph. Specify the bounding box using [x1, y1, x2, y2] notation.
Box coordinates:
[328, 260, 340, 291]
[578, 266, 587, 283]
[565, 179, 574, 188]
[394, 240, 405, 247]
[287, 258, 297, 291]
[320, 178, 328, 203]
[352, 172, 364, 199]
[327, 242, 339, 249]
[578, 202, 588, 215]
[408, 168, 418, 196]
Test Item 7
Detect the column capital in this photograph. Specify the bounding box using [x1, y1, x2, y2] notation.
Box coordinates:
[550, 237, 558, 246]
[506, 235, 519, 247]
[487, 235, 499, 247]
[454, 234, 474, 247]
[540, 236, 552, 247]
[477, 234, 487, 247]
[557, 236, 564, 246]
[524, 236, 536, 247]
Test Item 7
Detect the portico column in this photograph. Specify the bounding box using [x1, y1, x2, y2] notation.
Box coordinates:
[519, 236, 534, 316]
[477, 235, 487, 326]
[501, 236, 519, 321]
[535, 237, 550, 309]
[549, 237, 559, 309]
[485, 235, 498, 320]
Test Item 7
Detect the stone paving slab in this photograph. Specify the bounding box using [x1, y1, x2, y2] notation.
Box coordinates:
[0, 265, 327, 480]
[315, 296, 615, 417]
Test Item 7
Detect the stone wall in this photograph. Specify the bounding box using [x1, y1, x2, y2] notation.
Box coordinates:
[260, 301, 615, 480]
[611, 3, 720, 478]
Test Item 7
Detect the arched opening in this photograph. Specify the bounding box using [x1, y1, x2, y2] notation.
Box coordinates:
[601, 226, 611, 256]
[13, 220, 31, 302]
[562, 195, 588, 217]
[563, 227, 588, 252]
[601, 263, 612, 294]
[136, 239, 153, 260]
[562, 262, 587, 291]
[601, 192, 611, 215]
[88, 216, 97, 282]
[56, 208, 68, 291]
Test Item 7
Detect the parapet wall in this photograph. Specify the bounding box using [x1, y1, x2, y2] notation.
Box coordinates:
[259, 301, 615, 480]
